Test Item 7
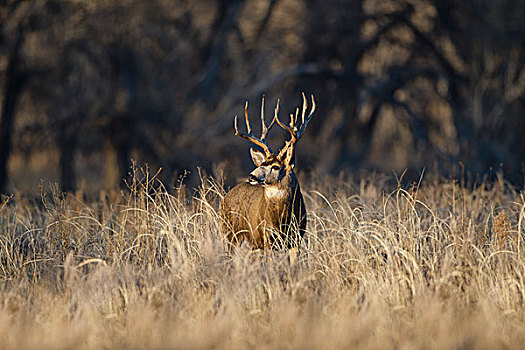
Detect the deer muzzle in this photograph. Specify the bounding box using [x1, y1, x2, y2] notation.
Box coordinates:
[248, 173, 262, 185]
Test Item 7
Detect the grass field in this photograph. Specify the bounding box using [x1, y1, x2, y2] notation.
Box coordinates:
[1, 168, 525, 349]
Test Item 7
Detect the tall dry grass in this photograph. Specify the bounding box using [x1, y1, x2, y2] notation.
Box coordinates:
[1, 168, 525, 349]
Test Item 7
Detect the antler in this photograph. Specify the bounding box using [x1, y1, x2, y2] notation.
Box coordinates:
[275, 93, 316, 161]
[234, 96, 277, 157]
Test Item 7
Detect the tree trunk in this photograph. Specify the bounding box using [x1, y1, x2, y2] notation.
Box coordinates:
[104, 134, 130, 190]
[0, 30, 25, 194]
[116, 141, 130, 189]
[59, 129, 76, 192]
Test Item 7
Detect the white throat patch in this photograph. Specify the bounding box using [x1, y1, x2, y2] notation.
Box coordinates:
[264, 186, 287, 199]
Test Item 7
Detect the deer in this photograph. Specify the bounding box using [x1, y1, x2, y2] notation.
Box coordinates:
[220, 93, 316, 255]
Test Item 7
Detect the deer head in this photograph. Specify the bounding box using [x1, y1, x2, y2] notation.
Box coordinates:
[234, 93, 316, 188]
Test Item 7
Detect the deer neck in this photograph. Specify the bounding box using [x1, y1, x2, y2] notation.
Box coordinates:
[264, 171, 296, 201]
[264, 186, 288, 200]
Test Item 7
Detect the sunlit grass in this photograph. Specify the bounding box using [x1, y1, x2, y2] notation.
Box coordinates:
[0, 168, 524, 349]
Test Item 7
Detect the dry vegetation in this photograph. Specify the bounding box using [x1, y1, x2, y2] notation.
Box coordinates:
[0, 168, 524, 349]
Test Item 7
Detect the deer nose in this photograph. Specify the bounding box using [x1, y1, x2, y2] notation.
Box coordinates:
[248, 174, 260, 184]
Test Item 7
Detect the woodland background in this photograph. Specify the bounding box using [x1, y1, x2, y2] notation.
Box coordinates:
[1, 0, 525, 194]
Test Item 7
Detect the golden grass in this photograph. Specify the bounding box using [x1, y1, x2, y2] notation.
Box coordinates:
[1, 169, 525, 349]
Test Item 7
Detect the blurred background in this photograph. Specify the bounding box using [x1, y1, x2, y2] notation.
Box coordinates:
[1, 0, 524, 194]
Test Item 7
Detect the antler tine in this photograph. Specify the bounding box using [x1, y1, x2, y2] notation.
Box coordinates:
[276, 94, 316, 161]
[234, 99, 273, 156]
[275, 108, 296, 139]
[291, 108, 299, 129]
[273, 99, 280, 125]
[301, 92, 307, 125]
[267, 99, 280, 135]
[260, 95, 276, 142]
[260, 95, 266, 138]
[296, 94, 316, 139]
[244, 101, 251, 134]
[233, 114, 245, 139]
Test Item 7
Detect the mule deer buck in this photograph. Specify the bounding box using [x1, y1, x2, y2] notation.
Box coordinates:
[221, 93, 316, 253]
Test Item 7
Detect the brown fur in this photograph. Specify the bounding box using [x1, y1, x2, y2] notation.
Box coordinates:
[220, 169, 306, 250]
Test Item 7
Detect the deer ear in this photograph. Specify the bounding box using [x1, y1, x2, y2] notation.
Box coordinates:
[250, 148, 266, 166]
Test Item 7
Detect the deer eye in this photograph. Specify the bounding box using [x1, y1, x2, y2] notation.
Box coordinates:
[271, 165, 280, 171]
